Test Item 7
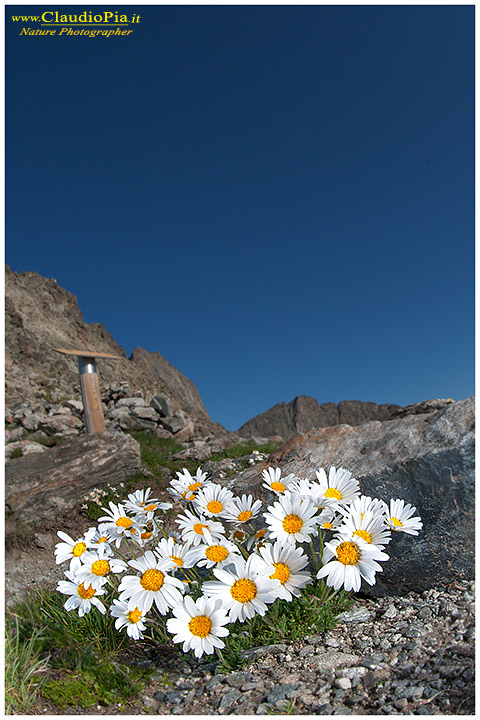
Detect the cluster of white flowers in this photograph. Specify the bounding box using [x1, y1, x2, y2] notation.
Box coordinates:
[55, 465, 422, 659]
[80, 482, 126, 510]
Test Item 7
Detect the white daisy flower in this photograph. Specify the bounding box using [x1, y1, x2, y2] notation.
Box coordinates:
[257, 541, 312, 600]
[193, 483, 234, 519]
[262, 467, 296, 495]
[175, 508, 225, 546]
[166, 595, 230, 658]
[202, 554, 278, 622]
[187, 529, 242, 569]
[89, 526, 113, 550]
[289, 477, 338, 512]
[263, 491, 319, 544]
[124, 488, 172, 516]
[315, 466, 360, 507]
[110, 599, 148, 640]
[96, 502, 142, 547]
[57, 569, 107, 617]
[317, 536, 389, 592]
[337, 508, 391, 548]
[118, 550, 184, 613]
[340, 494, 388, 519]
[74, 545, 127, 590]
[317, 507, 343, 532]
[385, 499, 423, 535]
[154, 536, 197, 572]
[54, 528, 97, 571]
[169, 468, 211, 501]
[221, 494, 263, 525]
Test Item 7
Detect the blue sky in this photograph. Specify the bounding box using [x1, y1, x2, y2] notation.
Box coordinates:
[6, 5, 474, 430]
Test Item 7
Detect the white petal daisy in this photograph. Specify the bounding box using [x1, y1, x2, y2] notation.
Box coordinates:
[186, 529, 242, 569]
[263, 491, 319, 544]
[340, 494, 388, 519]
[262, 467, 296, 495]
[337, 508, 391, 548]
[124, 488, 172, 516]
[202, 554, 278, 622]
[317, 536, 389, 592]
[110, 599, 147, 640]
[175, 508, 225, 546]
[257, 541, 312, 600]
[57, 569, 107, 617]
[221, 494, 263, 525]
[74, 545, 127, 590]
[96, 502, 142, 547]
[193, 483, 234, 519]
[154, 536, 197, 572]
[315, 466, 360, 507]
[54, 528, 97, 571]
[385, 499, 423, 535]
[166, 595, 229, 658]
[118, 550, 184, 614]
[317, 507, 343, 532]
[169, 468, 211, 501]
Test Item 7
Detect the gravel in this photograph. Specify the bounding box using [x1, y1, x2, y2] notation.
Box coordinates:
[139, 580, 474, 715]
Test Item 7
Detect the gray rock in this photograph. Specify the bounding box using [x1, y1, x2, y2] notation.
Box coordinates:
[38, 414, 83, 436]
[226, 672, 254, 688]
[21, 412, 46, 431]
[118, 415, 157, 432]
[116, 397, 145, 408]
[5, 432, 141, 523]
[159, 415, 185, 434]
[131, 406, 159, 421]
[267, 683, 298, 704]
[336, 607, 372, 623]
[5, 440, 48, 458]
[150, 394, 172, 417]
[218, 688, 242, 712]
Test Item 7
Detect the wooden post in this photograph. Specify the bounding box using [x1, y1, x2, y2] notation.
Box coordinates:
[53, 348, 123, 433]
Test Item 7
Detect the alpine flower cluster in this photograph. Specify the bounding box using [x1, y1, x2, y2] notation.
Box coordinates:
[55, 466, 422, 658]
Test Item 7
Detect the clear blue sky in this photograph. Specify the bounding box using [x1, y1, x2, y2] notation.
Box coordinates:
[6, 5, 474, 431]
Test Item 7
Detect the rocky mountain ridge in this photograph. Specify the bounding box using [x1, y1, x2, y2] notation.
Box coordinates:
[238, 395, 407, 439]
[5, 266, 232, 440]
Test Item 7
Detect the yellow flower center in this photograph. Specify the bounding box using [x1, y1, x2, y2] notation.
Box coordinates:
[128, 607, 143, 624]
[140, 568, 165, 591]
[188, 482, 202, 492]
[91, 559, 110, 576]
[188, 615, 212, 638]
[193, 523, 208, 535]
[144, 504, 157, 512]
[141, 532, 152, 540]
[255, 529, 267, 539]
[390, 517, 403, 528]
[206, 500, 223, 514]
[336, 541, 361, 565]
[238, 510, 253, 522]
[270, 561, 291, 585]
[169, 555, 184, 567]
[77, 583, 96, 599]
[324, 488, 342, 500]
[230, 578, 257, 603]
[116, 517, 133, 528]
[98, 536, 108, 544]
[271, 482, 285, 492]
[205, 545, 229, 563]
[72, 541, 86, 557]
[354, 529, 372, 543]
[322, 522, 332, 530]
[233, 530, 246, 541]
[282, 514, 303, 534]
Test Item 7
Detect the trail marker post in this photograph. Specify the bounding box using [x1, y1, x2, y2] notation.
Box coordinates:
[53, 348, 123, 433]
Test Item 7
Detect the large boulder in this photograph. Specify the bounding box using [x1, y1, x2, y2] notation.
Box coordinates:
[5, 432, 142, 523]
[229, 397, 474, 596]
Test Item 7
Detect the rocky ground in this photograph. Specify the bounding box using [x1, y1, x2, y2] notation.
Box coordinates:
[25, 577, 474, 716]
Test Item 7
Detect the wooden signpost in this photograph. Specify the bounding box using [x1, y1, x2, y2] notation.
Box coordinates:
[53, 348, 123, 433]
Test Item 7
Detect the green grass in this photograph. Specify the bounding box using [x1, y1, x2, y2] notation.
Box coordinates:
[9, 448, 22, 458]
[128, 432, 198, 481]
[208, 440, 281, 462]
[6, 586, 154, 712]
[5, 619, 49, 714]
[215, 578, 353, 672]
